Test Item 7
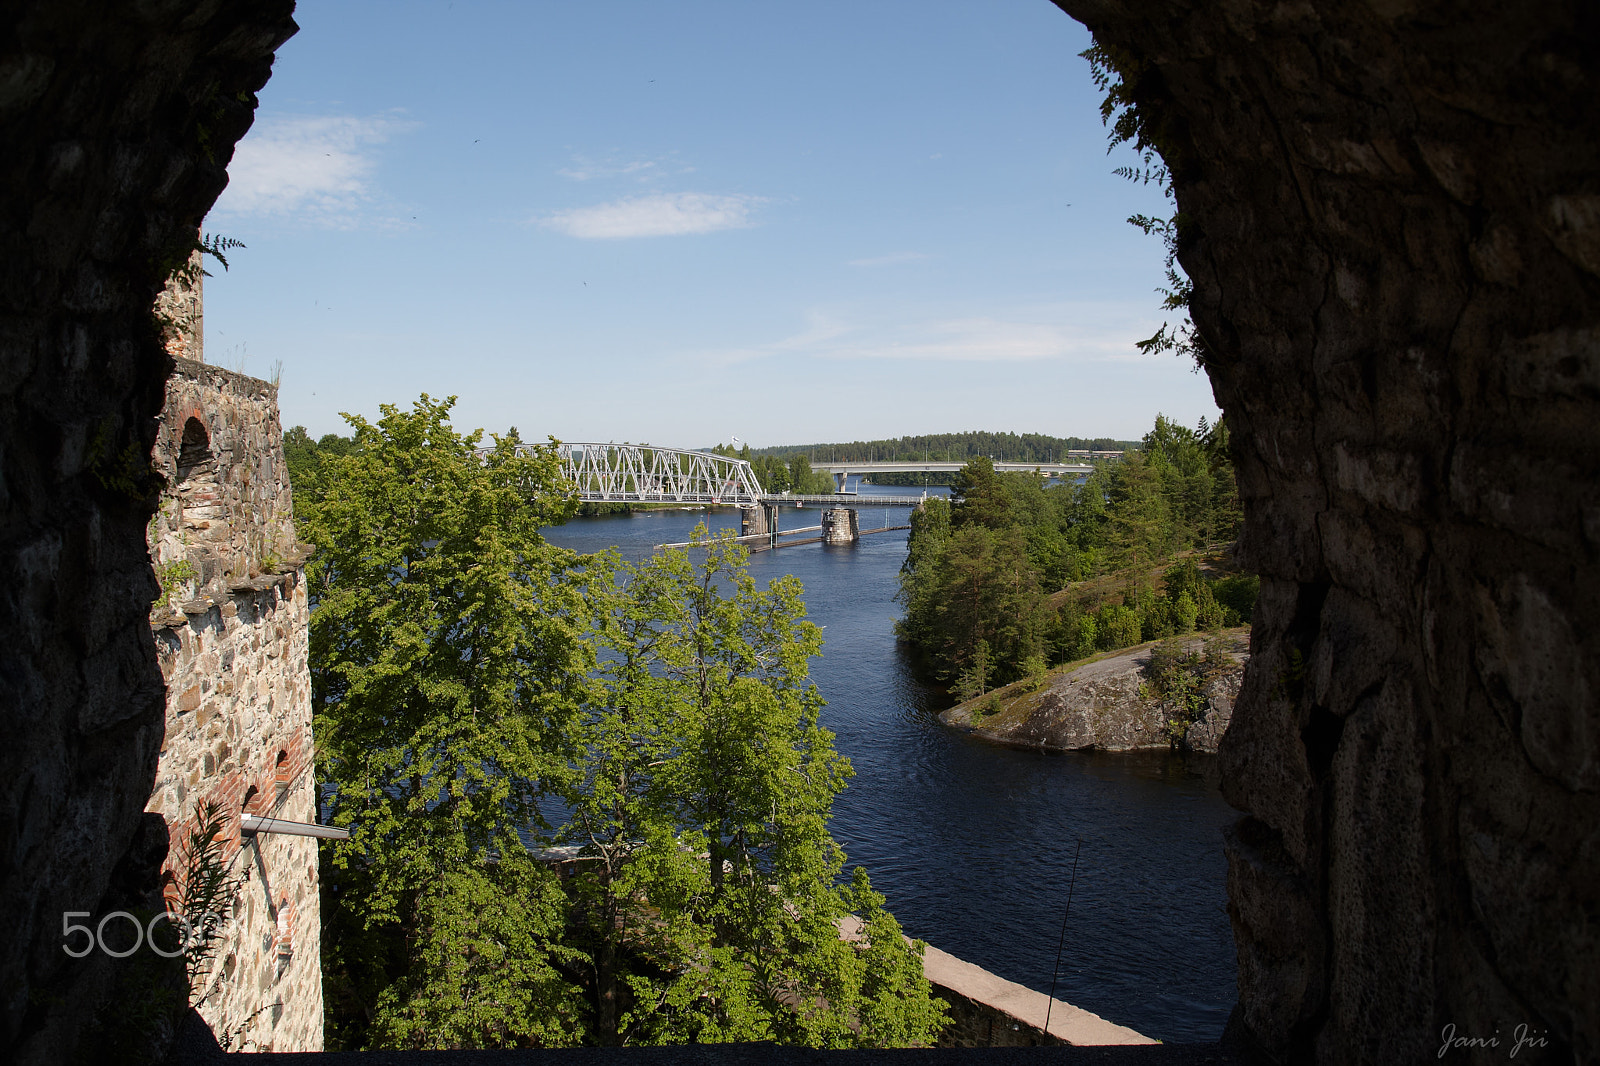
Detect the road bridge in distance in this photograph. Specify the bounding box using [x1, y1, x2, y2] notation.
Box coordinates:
[809, 458, 1096, 494]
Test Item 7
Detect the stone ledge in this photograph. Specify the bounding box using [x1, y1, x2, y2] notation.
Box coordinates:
[228, 571, 295, 594]
[152, 562, 307, 629]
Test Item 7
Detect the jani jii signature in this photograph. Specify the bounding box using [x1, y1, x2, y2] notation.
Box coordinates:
[1439, 1023, 1550, 1059]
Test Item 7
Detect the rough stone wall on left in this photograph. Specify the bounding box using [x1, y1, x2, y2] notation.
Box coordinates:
[0, 5, 298, 1063]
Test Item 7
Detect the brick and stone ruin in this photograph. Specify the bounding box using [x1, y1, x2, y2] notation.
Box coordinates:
[145, 359, 322, 1052]
[1, 1, 1594, 1063]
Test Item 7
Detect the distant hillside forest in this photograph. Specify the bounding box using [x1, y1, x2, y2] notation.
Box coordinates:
[895, 415, 1257, 698]
[734, 431, 1139, 487]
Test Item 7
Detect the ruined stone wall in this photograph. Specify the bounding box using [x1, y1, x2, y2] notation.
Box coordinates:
[149, 359, 300, 606]
[1053, 1, 1599, 1062]
[155, 249, 204, 363]
[146, 361, 321, 1052]
[0, 5, 297, 1063]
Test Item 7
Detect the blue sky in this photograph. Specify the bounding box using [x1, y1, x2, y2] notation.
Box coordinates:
[203, 0, 1219, 447]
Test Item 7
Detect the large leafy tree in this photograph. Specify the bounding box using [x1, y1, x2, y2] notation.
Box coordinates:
[300, 396, 600, 1049]
[564, 530, 945, 1047]
[298, 399, 943, 1049]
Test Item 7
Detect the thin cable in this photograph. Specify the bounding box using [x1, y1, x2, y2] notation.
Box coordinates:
[1043, 838, 1083, 1041]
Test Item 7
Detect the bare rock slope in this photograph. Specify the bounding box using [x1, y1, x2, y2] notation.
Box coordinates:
[939, 631, 1249, 755]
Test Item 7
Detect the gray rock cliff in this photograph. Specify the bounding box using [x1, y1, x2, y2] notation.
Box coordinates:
[0, 5, 297, 1063]
[940, 633, 1248, 755]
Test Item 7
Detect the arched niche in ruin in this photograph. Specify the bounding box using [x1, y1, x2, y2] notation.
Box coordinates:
[174, 415, 227, 559]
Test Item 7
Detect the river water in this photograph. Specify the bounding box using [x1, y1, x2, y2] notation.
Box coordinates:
[542, 485, 1238, 1043]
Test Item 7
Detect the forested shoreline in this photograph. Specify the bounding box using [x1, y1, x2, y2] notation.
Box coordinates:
[748, 431, 1137, 488]
[895, 416, 1257, 698]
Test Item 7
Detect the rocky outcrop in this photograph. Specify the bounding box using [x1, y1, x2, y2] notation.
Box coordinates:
[1053, 1, 1600, 1061]
[940, 633, 1247, 754]
[0, 5, 296, 1064]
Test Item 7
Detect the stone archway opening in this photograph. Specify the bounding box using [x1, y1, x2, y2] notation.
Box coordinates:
[2, 2, 1595, 1063]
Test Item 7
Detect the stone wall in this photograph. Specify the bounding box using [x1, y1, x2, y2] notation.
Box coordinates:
[1052, 1, 1599, 1061]
[155, 250, 204, 364]
[149, 359, 301, 609]
[0, 5, 297, 1064]
[146, 361, 321, 1052]
[822, 507, 860, 545]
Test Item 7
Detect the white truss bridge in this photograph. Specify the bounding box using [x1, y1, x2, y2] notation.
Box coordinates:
[550, 443, 769, 506]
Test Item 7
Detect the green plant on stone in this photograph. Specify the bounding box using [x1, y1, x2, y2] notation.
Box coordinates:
[171, 800, 245, 991]
[1140, 638, 1209, 748]
[88, 416, 158, 502]
[152, 559, 197, 608]
[950, 640, 993, 703]
[967, 692, 1002, 724]
[73, 902, 188, 1066]
[1018, 654, 1048, 693]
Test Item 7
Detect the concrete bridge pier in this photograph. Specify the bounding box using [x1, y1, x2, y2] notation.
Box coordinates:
[822, 508, 859, 545]
[832, 470, 850, 493]
[740, 504, 779, 546]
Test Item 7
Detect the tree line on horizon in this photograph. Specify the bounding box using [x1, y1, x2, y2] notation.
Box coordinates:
[895, 415, 1256, 698]
[742, 431, 1138, 488]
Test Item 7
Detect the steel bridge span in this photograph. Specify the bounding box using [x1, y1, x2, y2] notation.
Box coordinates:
[546, 442, 934, 508]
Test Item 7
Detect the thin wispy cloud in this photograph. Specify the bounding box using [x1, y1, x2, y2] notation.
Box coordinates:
[696, 304, 1162, 367]
[848, 251, 932, 268]
[540, 192, 765, 239]
[558, 152, 693, 183]
[211, 112, 414, 224]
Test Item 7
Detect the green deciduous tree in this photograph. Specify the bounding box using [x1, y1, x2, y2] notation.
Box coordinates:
[300, 396, 600, 1049]
[300, 400, 942, 1049]
[566, 529, 945, 1047]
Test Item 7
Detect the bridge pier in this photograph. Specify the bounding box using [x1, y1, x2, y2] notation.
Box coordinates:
[833, 470, 850, 493]
[741, 504, 779, 547]
[822, 508, 859, 545]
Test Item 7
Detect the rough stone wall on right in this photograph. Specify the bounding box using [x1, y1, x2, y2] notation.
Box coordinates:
[1051, 1, 1597, 1062]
